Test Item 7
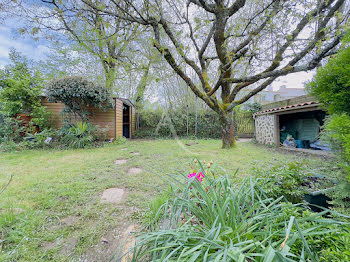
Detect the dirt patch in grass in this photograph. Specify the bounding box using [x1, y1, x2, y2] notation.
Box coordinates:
[115, 159, 128, 165]
[127, 167, 143, 175]
[41, 240, 58, 251]
[101, 188, 125, 203]
[80, 222, 139, 262]
[80, 229, 119, 261]
[120, 224, 138, 262]
[42, 235, 78, 256]
[59, 237, 78, 256]
[49, 215, 80, 231]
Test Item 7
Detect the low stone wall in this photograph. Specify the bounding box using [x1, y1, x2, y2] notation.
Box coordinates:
[255, 114, 276, 145]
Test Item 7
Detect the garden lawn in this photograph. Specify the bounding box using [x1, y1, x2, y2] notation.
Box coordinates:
[0, 139, 322, 261]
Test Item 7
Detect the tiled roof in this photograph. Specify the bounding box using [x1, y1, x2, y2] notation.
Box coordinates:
[254, 101, 319, 116]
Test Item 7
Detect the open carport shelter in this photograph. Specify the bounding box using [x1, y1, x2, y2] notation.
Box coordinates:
[253, 95, 326, 147]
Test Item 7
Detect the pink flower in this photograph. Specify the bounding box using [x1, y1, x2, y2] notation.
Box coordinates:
[187, 172, 204, 182]
[197, 172, 204, 182]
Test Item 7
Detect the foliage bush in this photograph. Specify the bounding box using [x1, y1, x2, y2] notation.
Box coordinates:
[320, 114, 350, 214]
[0, 117, 25, 145]
[122, 162, 349, 261]
[113, 136, 127, 145]
[59, 121, 96, 149]
[47, 76, 113, 121]
[135, 107, 253, 139]
[20, 129, 59, 150]
[0, 49, 50, 129]
[0, 119, 107, 151]
[306, 32, 350, 216]
[307, 46, 350, 115]
[253, 161, 307, 203]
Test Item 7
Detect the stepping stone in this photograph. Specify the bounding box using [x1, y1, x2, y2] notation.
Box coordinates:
[115, 159, 127, 165]
[120, 148, 128, 151]
[130, 151, 140, 156]
[127, 167, 142, 175]
[101, 188, 125, 203]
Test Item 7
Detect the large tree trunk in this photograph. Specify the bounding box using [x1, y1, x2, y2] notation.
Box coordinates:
[220, 114, 236, 148]
[135, 60, 151, 110]
[105, 66, 116, 91]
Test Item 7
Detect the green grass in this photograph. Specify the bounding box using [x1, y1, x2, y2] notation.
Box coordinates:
[0, 139, 322, 261]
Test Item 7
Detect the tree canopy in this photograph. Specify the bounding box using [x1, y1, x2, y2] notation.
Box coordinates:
[307, 33, 350, 115]
[0, 50, 41, 114]
[81, 0, 349, 147]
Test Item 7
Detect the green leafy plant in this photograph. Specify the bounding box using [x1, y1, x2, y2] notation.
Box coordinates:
[20, 129, 58, 149]
[135, 106, 254, 139]
[47, 76, 113, 121]
[307, 44, 350, 115]
[59, 121, 95, 148]
[113, 136, 127, 145]
[320, 114, 350, 214]
[253, 161, 308, 203]
[306, 32, 350, 216]
[0, 49, 50, 129]
[115, 163, 349, 261]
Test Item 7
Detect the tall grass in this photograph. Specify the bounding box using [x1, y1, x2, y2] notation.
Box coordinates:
[116, 165, 349, 261]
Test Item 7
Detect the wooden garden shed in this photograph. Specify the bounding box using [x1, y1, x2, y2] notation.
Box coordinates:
[41, 97, 136, 139]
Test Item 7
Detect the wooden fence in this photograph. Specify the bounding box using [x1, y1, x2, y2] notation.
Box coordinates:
[234, 111, 255, 136]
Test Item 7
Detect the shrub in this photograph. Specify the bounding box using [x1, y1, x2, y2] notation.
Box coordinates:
[59, 121, 96, 149]
[113, 136, 127, 145]
[307, 45, 350, 115]
[0, 49, 50, 129]
[91, 125, 110, 141]
[121, 163, 349, 261]
[306, 31, 350, 217]
[321, 114, 350, 214]
[0, 117, 26, 144]
[253, 161, 307, 203]
[20, 129, 59, 149]
[47, 76, 113, 121]
[135, 106, 254, 139]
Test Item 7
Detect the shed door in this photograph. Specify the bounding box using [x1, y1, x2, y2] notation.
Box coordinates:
[123, 104, 130, 138]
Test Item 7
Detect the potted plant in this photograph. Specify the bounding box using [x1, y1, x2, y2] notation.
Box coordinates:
[302, 173, 336, 212]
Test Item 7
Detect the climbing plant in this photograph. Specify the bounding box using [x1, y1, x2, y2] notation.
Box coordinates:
[47, 76, 113, 121]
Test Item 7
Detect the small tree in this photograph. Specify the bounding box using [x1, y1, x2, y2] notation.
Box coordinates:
[0, 49, 50, 129]
[47, 76, 113, 121]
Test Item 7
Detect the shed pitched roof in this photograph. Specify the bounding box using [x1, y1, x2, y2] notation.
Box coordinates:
[254, 101, 319, 116]
[118, 98, 135, 108]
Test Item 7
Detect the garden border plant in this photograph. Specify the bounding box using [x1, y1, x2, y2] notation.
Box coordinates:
[114, 160, 350, 261]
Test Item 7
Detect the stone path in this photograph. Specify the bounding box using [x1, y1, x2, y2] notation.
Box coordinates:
[101, 188, 125, 203]
[127, 167, 142, 175]
[115, 159, 128, 165]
